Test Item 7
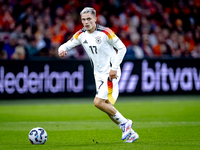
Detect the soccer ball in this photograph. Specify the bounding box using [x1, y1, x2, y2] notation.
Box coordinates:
[28, 127, 47, 144]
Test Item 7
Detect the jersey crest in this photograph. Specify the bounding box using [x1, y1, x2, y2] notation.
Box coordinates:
[95, 36, 101, 44]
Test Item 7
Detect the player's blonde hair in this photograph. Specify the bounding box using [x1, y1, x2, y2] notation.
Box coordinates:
[80, 7, 96, 17]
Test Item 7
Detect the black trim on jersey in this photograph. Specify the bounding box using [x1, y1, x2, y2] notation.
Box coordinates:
[110, 62, 112, 67]
[96, 24, 107, 32]
[89, 57, 94, 70]
[81, 24, 105, 32]
[81, 27, 86, 32]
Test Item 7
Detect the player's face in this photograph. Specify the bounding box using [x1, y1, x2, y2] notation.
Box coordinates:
[81, 12, 96, 33]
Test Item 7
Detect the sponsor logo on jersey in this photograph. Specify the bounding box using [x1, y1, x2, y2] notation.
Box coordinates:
[83, 40, 88, 44]
[95, 36, 101, 44]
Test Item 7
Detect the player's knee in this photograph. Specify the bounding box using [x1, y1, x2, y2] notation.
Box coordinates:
[94, 97, 102, 108]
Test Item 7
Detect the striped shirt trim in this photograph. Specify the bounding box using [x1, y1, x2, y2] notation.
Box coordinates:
[97, 25, 116, 40]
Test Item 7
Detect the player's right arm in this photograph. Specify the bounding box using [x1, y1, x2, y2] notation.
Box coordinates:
[58, 30, 82, 57]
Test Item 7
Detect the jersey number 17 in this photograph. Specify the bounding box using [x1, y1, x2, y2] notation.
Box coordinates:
[89, 46, 97, 54]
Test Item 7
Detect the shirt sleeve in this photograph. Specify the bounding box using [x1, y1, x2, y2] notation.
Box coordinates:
[105, 28, 127, 71]
[58, 30, 82, 53]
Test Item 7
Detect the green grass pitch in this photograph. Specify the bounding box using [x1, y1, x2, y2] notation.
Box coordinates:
[0, 95, 200, 150]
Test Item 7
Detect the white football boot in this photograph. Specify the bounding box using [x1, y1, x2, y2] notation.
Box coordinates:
[120, 119, 133, 140]
[124, 129, 139, 143]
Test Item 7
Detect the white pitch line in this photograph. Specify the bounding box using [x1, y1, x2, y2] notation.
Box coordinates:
[1, 121, 200, 131]
[1, 121, 200, 125]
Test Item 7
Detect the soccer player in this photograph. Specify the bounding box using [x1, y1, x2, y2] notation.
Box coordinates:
[58, 7, 139, 143]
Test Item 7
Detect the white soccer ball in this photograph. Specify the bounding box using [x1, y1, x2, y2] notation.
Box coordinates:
[28, 127, 47, 145]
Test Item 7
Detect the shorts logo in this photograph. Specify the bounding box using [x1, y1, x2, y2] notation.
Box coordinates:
[95, 36, 101, 44]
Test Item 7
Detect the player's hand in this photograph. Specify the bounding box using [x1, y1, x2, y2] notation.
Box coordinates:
[109, 70, 117, 81]
[58, 49, 67, 57]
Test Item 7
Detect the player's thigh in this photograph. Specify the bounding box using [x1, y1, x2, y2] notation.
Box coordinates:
[95, 77, 119, 101]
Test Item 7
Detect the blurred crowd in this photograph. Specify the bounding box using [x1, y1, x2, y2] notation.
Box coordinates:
[0, 0, 200, 60]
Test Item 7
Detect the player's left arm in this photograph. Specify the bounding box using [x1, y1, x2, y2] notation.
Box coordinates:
[107, 30, 126, 80]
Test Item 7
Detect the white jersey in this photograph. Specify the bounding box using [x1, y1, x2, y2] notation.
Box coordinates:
[58, 24, 126, 80]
